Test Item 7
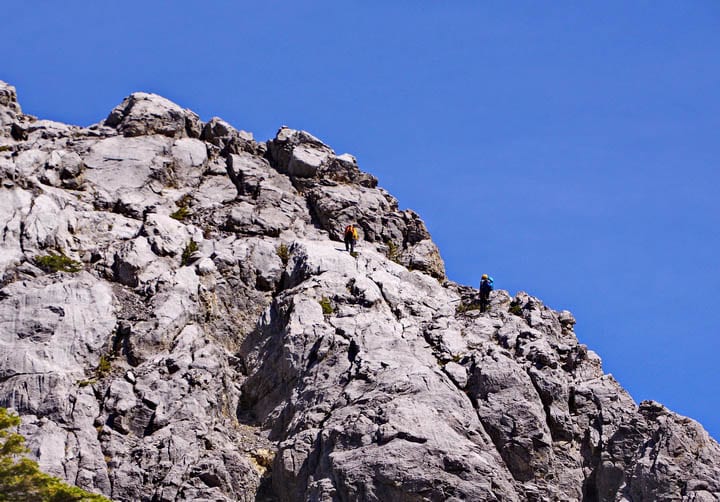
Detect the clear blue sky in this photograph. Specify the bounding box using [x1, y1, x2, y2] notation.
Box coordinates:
[4, 2, 719, 439]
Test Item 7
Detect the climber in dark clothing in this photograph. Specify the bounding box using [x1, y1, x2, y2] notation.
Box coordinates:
[344, 224, 359, 253]
[479, 274, 494, 312]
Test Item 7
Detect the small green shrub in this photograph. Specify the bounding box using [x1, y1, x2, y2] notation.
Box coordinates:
[509, 302, 523, 316]
[170, 205, 190, 221]
[96, 355, 112, 378]
[34, 252, 82, 273]
[276, 243, 290, 266]
[319, 297, 333, 316]
[385, 240, 401, 264]
[0, 145, 12, 152]
[77, 379, 97, 387]
[350, 251, 358, 258]
[181, 239, 199, 266]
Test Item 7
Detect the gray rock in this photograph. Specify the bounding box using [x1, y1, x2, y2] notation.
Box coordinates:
[14, 148, 49, 179]
[194, 175, 237, 209]
[170, 137, 208, 184]
[82, 135, 173, 216]
[305, 182, 444, 277]
[266, 126, 332, 175]
[83, 135, 168, 186]
[287, 143, 330, 178]
[144, 213, 191, 257]
[0, 81, 717, 502]
[46, 149, 85, 188]
[195, 257, 216, 276]
[104, 92, 202, 138]
[201, 116, 254, 152]
[0, 187, 32, 279]
[112, 236, 157, 287]
[405, 238, 445, 279]
[444, 361, 468, 388]
[0, 80, 21, 113]
[0, 80, 22, 133]
[266, 127, 377, 187]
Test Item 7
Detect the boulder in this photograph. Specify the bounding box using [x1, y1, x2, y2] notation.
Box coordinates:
[84, 135, 171, 193]
[405, 238, 445, 279]
[104, 92, 202, 138]
[201, 116, 253, 151]
[112, 237, 156, 287]
[266, 126, 332, 175]
[287, 143, 330, 178]
[46, 149, 85, 188]
[143, 213, 191, 257]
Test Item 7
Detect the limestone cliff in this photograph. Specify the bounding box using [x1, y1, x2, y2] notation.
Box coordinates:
[0, 80, 718, 501]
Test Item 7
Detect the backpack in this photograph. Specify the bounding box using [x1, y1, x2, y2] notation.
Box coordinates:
[480, 278, 494, 293]
[345, 225, 356, 239]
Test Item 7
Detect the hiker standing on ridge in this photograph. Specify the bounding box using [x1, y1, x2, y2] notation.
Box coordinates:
[479, 274, 494, 312]
[344, 224, 359, 253]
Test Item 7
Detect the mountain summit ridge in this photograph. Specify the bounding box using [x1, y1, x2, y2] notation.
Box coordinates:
[0, 80, 718, 501]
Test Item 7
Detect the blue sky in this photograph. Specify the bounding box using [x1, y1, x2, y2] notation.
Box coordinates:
[3, 2, 719, 439]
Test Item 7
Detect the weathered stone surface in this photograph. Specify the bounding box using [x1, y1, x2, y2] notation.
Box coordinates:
[111, 237, 155, 287]
[266, 126, 331, 175]
[45, 149, 85, 188]
[287, 143, 329, 178]
[0, 187, 32, 279]
[405, 238, 445, 279]
[0, 80, 22, 134]
[305, 182, 444, 278]
[201, 116, 254, 152]
[144, 213, 191, 257]
[0, 81, 21, 113]
[0, 82, 718, 502]
[104, 92, 202, 138]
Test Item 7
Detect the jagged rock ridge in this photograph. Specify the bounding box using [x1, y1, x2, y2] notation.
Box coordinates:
[0, 80, 718, 501]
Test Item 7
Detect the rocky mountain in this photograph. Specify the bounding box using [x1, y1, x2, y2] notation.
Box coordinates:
[0, 80, 718, 501]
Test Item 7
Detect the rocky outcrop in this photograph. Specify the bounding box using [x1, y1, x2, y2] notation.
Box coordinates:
[104, 92, 203, 139]
[0, 80, 718, 501]
[0, 81, 22, 136]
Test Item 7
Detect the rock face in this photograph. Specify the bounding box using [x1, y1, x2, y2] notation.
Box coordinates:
[0, 80, 718, 501]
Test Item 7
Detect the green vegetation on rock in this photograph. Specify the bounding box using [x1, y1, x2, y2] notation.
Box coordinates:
[319, 296, 333, 315]
[33, 252, 82, 273]
[385, 240, 401, 264]
[276, 243, 290, 266]
[181, 239, 198, 266]
[170, 194, 193, 221]
[169, 205, 190, 221]
[96, 355, 112, 378]
[508, 302, 523, 316]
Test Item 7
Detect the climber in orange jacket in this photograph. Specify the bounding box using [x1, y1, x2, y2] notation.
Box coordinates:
[344, 224, 359, 253]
